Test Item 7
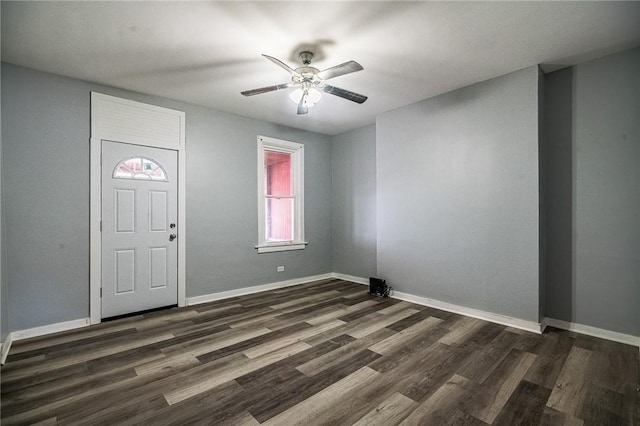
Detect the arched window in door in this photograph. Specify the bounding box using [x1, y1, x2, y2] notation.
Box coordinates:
[112, 157, 168, 181]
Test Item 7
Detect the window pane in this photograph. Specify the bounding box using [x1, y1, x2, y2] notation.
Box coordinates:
[113, 157, 168, 181]
[264, 150, 291, 196]
[266, 197, 294, 242]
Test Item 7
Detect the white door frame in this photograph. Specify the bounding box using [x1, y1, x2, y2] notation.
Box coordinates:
[90, 92, 186, 324]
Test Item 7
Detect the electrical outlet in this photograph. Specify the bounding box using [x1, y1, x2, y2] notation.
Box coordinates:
[277, 266, 285, 272]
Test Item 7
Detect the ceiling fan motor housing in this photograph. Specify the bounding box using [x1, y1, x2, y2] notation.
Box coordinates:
[299, 51, 314, 65]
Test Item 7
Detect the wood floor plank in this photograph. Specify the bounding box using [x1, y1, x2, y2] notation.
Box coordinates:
[261, 303, 350, 331]
[242, 319, 345, 359]
[2, 333, 174, 381]
[454, 329, 517, 383]
[576, 383, 626, 425]
[235, 334, 355, 392]
[5, 328, 138, 363]
[194, 322, 311, 364]
[198, 323, 311, 363]
[1, 367, 138, 417]
[1, 279, 637, 425]
[523, 328, 575, 389]
[438, 316, 487, 346]
[369, 316, 443, 355]
[268, 289, 343, 310]
[6, 324, 139, 356]
[352, 391, 418, 425]
[53, 352, 249, 424]
[134, 353, 200, 376]
[305, 300, 379, 326]
[163, 341, 311, 405]
[261, 366, 381, 426]
[347, 308, 420, 339]
[30, 417, 58, 426]
[546, 345, 593, 416]
[244, 347, 382, 423]
[301, 310, 391, 346]
[160, 324, 272, 357]
[385, 306, 439, 332]
[441, 409, 489, 426]
[540, 406, 585, 425]
[229, 293, 355, 329]
[63, 392, 169, 426]
[394, 343, 474, 404]
[492, 380, 552, 425]
[1, 363, 89, 395]
[118, 379, 246, 426]
[296, 328, 394, 377]
[399, 374, 472, 425]
[376, 301, 413, 315]
[461, 349, 537, 424]
[588, 338, 639, 393]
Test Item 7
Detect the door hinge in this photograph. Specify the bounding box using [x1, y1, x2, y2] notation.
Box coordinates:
[100, 288, 102, 298]
[100, 153, 103, 165]
[100, 221, 102, 232]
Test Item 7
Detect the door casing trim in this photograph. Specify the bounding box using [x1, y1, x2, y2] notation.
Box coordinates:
[90, 92, 186, 325]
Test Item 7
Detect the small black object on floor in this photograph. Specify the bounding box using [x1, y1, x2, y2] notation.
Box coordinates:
[369, 277, 390, 297]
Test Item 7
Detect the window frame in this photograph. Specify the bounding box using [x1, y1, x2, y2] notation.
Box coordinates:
[256, 135, 306, 253]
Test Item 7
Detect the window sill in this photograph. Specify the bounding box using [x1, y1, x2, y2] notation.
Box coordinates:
[255, 242, 307, 254]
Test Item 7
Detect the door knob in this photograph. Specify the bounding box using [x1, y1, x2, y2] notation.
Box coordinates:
[169, 234, 177, 241]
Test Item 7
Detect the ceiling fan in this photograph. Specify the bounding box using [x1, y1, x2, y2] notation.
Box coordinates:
[241, 51, 367, 115]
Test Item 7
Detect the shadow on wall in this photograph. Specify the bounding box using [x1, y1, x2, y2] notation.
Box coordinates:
[544, 67, 574, 322]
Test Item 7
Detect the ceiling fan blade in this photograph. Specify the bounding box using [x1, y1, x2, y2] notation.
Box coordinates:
[316, 61, 363, 80]
[263, 54, 300, 77]
[241, 83, 293, 97]
[297, 93, 309, 115]
[322, 85, 368, 104]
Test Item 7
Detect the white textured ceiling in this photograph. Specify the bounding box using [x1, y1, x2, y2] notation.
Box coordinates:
[2, 1, 640, 135]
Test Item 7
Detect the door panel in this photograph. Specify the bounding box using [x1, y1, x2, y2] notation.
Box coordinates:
[115, 189, 136, 233]
[149, 191, 168, 232]
[149, 247, 168, 289]
[115, 249, 136, 294]
[102, 141, 178, 318]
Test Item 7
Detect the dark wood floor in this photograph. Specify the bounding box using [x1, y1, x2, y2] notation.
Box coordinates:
[1, 279, 638, 425]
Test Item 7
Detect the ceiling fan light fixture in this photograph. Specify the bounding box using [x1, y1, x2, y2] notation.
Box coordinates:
[242, 52, 366, 114]
[289, 87, 322, 107]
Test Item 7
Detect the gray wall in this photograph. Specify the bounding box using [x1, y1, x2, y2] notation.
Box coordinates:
[2, 65, 90, 331]
[331, 124, 377, 278]
[1, 55, 7, 343]
[545, 47, 640, 336]
[538, 67, 546, 322]
[544, 68, 574, 328]
[376, 66, 541, 322]
[185, 105, 332, 296]
[1, 63, 332, 332]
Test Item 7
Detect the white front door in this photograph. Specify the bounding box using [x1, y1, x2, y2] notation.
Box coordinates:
[101, 141, 178, 318]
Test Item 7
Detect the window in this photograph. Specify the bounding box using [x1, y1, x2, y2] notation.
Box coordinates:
[256, 136, 305, 253]
[113, 157, 168, 181]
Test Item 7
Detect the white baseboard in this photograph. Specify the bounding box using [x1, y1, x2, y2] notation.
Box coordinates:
[186, 273, 334, 306]
[1, 335, 13, 365]
[1, 317, 91, 362]
[392, 290, 543, 334]
[9, 318, 91, 342]
[332, 272, 369, 285]
[332, 273, 543, 333]
[544, 317, 639, 348]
